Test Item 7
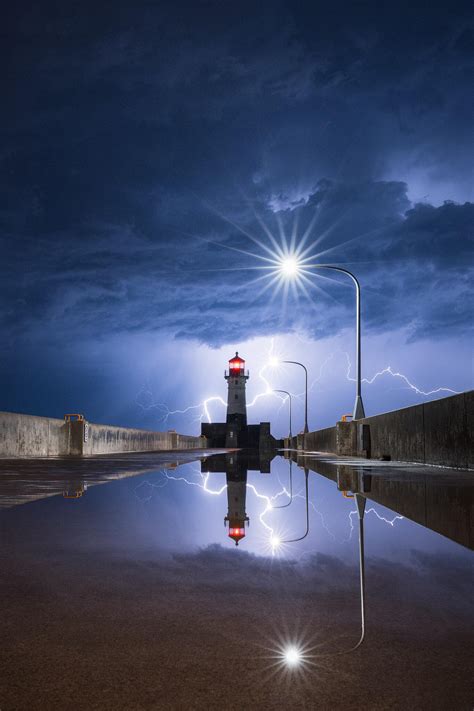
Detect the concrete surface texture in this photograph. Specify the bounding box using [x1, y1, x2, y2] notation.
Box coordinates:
[0, 411, 206, 458]
[0, 545, 472, 710]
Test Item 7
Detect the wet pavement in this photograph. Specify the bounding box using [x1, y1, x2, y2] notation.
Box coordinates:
[1, 450, 473, 709]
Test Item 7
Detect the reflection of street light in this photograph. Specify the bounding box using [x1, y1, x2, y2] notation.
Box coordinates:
[281, 467, 310, 543]
[273, 389, 292, 439]
[281, 361, 308, 433]
[320, 490, 366, 656]
[353, 492, 366, 651]
[285, 456, 367, 655]
[283, 646, 302, 667]
[272, 459, 293, 510]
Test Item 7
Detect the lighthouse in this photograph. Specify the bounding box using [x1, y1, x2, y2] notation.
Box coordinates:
[201, 352, 281, 451]
[224, 352, 249, 448]
[224, 455, 249, 546]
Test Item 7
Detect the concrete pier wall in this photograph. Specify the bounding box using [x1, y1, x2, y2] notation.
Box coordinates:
[0, 412, 70, 457]
[304, 426, 337, 453]
[303, 391, 473, 469]
[0, 411, 206, 458]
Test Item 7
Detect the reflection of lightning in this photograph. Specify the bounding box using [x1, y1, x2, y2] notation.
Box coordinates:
[135, 466, 404, 553]
[135, 465, 291, 554]
[345, 506, 404, 542]
[293, 490, 336, 541]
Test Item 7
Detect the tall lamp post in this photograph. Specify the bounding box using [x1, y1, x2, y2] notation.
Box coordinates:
[273, 389, 292, 440]
[308, 265, 365, 420]
[281, 361, 308, 433]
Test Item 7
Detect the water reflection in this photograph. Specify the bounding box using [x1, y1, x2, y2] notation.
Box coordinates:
[280, 467, 309, 543]
[62, 481, 88, 499]
[272, 459, 293, 509]
[0, 451, 474, 684]
[292, 452, 474, 551]
[201, 450, 276, 546]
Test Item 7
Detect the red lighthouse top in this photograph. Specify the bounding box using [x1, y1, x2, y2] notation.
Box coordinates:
[229, 352, 245, 376]
[228, 525, 246, 546]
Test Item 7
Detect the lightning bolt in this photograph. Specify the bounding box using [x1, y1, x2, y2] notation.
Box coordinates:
[137, 340, 458, 430]
[342, 352, 460, 397]
[135, 338, 291, 426]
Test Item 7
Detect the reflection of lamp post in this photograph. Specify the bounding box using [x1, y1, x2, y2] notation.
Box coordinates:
[273, 389, 292, 440]
[281, 467, 310, 542]
[282, 361, 308, 433]
[309, 266, 365, 419]
[272, 459, 293, 510]
[317, 490, 366, 656]
[352, 492, 366, 651]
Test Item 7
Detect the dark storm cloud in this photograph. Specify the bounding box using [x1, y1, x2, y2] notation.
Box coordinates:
[1, 0, 472, 352]
[2, 179, 471, 348]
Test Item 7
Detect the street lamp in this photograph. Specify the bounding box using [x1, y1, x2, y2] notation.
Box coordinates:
[309, 265, 365, 419]
[279, 259, 365, 420]
[281, 361, 309, 433]
[273, 389, 292, 440]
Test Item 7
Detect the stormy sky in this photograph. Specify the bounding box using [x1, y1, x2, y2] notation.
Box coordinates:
[1, 0, 473, 432]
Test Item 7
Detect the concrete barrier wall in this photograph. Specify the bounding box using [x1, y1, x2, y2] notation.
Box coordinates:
[0, 411, 206, 458]
[82, 423, 173, 456]
[0, 412, 70, 457]
[83, 425, 206, 456]
[304, 426, 337, 453]
[361, 404, 425, 463]
[303, 391, 473, 469]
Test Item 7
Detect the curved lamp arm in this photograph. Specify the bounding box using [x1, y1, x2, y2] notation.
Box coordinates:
[281, 467, 309, 542]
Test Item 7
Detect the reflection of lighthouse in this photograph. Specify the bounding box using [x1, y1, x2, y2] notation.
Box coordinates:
[223, 454, 249, 546]
[224, 352, 249, 447]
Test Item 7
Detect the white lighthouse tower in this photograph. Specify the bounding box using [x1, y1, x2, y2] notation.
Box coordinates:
[225, 352, 249, 426]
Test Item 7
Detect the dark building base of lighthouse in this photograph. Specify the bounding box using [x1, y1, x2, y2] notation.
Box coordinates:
[201, 418, 283, 451]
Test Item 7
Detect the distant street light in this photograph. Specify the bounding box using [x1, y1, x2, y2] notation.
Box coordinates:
[273, 389, 292, 440]
[281, 361, 309, 433]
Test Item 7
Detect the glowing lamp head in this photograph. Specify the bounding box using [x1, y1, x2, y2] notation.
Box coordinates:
[278, 255, 301, 279]
[229, 351, 245, 376]
[283, 646, 302, 668]
[270, 535, 281, 550]
[269, 356, 280, 368]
